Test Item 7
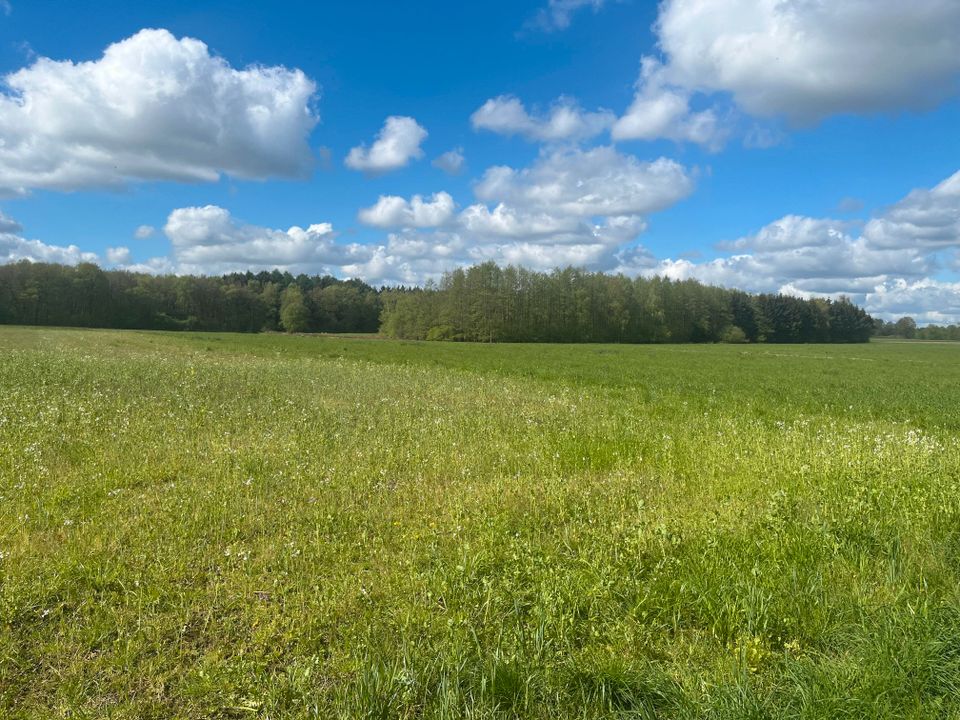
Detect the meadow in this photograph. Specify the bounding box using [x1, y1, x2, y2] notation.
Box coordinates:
[1, 326, 959, 718]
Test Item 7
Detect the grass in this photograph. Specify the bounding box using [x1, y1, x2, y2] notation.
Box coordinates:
[1, 326, 959, 718]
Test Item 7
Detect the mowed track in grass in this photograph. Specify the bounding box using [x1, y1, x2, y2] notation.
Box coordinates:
[1, 327, 959, 718]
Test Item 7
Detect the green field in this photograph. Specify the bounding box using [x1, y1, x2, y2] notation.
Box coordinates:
[2, 327, 959, 718]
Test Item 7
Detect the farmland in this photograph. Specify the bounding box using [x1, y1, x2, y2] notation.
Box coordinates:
[1, 327, 959, 718]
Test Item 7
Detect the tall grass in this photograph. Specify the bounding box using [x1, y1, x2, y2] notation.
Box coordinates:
[1, 327, 958, 718]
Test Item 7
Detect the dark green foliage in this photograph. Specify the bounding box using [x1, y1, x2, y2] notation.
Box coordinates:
[0, 261, 382, 334]
[0, 259, 877, 342]
[380, 262, 875, 344]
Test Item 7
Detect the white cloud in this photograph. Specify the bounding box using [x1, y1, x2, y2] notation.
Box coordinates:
[458, 215, 650, 273]
[432, 148, 465, 175]
[475, 146, 694, 218]
[144, 148, 685, 283]
[527, 0, 606, 32]
[344, 116, 427, 174]
[117, 256, 176, 275]
[471, 95, 614, 143]
[164, 205, 373, 275]
[344, 147, 688, 281]
[358, 192, 456, 228]
[865, 278, 960, 324]
[125, 202, 646, 284]
[106, 246, 131, 264]
[650, 211, 932, 295]
[863, 170, 960, 250]
[470, 240, 615, 269]
[458, 203, 581, 238]
[612, 58, 724, 148]
[634, 170, 960, 322]
[0, 237, 99, 265]
[0, 213, 99, 265]
[134, 225, 156, 240]
[718, 215, 857, 252]
[653, 0, 960, 124]
[611, 0, 960, 145]
[359, 231, 470, 285]
[0, 29, 318, 194]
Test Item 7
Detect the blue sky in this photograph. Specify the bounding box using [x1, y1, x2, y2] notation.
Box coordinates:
[1, 0, 959, 322]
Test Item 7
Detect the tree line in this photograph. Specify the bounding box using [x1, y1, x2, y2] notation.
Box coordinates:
[0, 259, 877, 342]
[873, 317, 960, 342]
[0, 260, 381, 333]
[380, 263, 875, 343]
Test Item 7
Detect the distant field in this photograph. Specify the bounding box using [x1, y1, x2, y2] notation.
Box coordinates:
[2, 327, 959, 718]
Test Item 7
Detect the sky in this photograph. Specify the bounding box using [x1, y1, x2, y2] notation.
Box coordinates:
[0, 0, 959, 323]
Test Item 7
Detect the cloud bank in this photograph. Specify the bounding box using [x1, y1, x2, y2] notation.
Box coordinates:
[643, 170, 960, 321]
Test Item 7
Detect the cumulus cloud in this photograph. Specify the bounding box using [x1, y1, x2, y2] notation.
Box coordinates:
[638, 169, 960, 322]
[863, 170, 960, 249]
[610, 1, 960, 145]
[612, 58, 724, 149]
[717, 215, 857, 252]
[650, 211, 934, 296]
[651, 236, 930, 296]
[458, 204, 582, 238]
[349, 147, 688, 280]
[471, 95, 614, 143]
[0, 213, 99, 265]
[123, 203, 647, 284]
[460, 214, 650, 272]
[357, 192, 456, 228]
[374, 223, 648, 281]
[474, 146, 694, 218]
[134, 225, 156, 240]
[106, 246, 131, 264]
[432, 148, 465, 175]
[344, 116, 428, 174]
[147, 147, 689, 283]
[865, 279, 960, 324]
[163, 205, 372, 275]
[0, 29, 319, 194]
[12, 169, 960, 321]
[0, 145, 693, 284]
[652, 0, 960, 124]
[526, 0, 607, 32]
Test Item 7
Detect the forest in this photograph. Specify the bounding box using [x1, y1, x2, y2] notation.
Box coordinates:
[1, 259, 879, 343]
[0, 260, 381, 334]
[380, 263, 876, 343]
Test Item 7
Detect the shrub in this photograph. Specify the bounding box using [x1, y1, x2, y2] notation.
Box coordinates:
[426, 324, 456, 342]
[721, 325, 748, 344]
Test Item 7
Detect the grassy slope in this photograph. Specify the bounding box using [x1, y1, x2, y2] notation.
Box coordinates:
[1, 326, 959, 718]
